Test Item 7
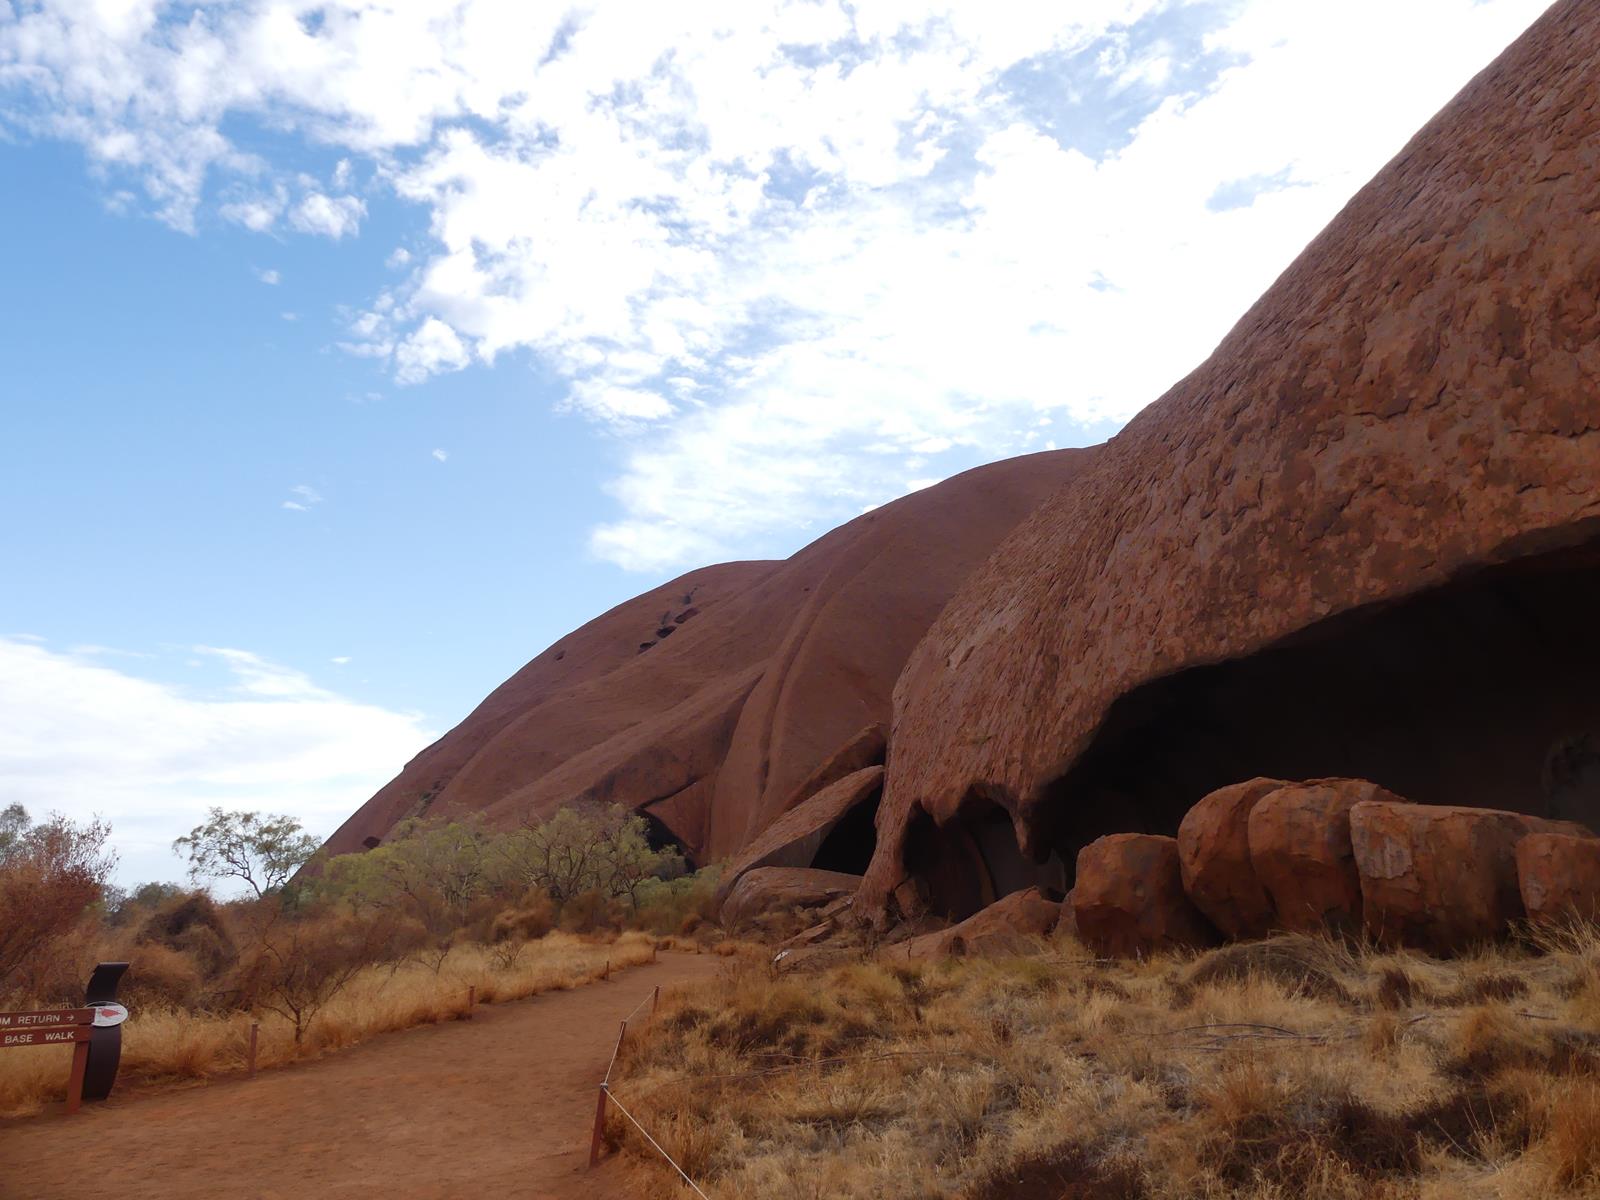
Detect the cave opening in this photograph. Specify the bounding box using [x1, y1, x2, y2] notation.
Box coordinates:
[639, 808, 698, 870]
[809, 789, 882, 876]
[1033, 538, 1600, 875]
[905, 791, 1068, 922]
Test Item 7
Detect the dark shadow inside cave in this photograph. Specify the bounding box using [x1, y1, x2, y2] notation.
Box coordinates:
[809, 789, 882, 876]
[905, 792, 1068, 921]
[639, 809, 697, 870]
[1033, 537, 1600, 881]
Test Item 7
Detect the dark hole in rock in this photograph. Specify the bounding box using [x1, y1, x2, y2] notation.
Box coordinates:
[637, 641, 656, 653]
[809, 788, 882, 876]
[905, 792, 1067, 922]
[361, 835, 381, 850]
[1034, 538, 1600, 871]
[639, 808, 696, 870]
[656, 625, 676, 638]
[674, 607, 700, 624]
[554, 649, 565, 661]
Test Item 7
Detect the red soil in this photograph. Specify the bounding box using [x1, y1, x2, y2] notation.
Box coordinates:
[0, 953, 722, 1200]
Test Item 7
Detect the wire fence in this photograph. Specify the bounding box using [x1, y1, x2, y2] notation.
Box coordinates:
[589, 980, 714, 1198]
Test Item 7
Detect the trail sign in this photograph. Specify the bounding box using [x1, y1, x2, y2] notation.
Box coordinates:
[0, 962, 130, 1114]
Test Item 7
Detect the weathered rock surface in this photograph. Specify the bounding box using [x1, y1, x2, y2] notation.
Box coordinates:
[322, 451, 1092, 866]
[1351, 802, 1593, 951]
[1517, 832, 1600, 924]
[1247, 780, 1404, 937]
[1073, 834, 1219, 958]
[892, 888, 1061, 960]
[1178, 778, 1286, 940]
[713, 765, 883, 909]
[861, 1, 1600, 920]
[720, 868, 863, 932]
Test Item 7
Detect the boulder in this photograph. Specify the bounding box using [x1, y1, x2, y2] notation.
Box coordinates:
[719, 867, 862, 932]
[1517, 832, 1600, 924]
[891, 887, 1061, 960]
[1349, 802, 1593, 951]
[1178, 778, 1287, 939]
[1056, 887, 1078, 941]
[858, 0, 1600, 921]
[1073, 834, 1219, 958]
[1245, 779, 1405, 937]
[712, 765, 884, 910]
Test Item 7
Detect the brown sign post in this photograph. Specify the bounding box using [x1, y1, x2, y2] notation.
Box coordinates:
[0, 963, 130, 1114]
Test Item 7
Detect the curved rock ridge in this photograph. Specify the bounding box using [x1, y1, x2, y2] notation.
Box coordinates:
[323, 449, 1094, 863]
[862, 0, 1600, 919]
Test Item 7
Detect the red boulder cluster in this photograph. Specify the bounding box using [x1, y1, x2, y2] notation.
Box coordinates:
[1064, 778, 1598, 958]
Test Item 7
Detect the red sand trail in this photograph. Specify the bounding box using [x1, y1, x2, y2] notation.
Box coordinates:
[0, 953, 722, 1200]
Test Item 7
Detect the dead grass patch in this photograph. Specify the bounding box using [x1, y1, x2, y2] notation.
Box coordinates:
[611, 924, 1600, 1199]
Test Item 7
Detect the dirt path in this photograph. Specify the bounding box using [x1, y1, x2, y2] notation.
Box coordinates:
[0, 953, 722, 1200]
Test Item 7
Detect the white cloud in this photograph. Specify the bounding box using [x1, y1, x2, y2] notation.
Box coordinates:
[431, 448, 448, 462]
[281, 483, 323, 512]
[395, 317, 470, 384]
[0, 637, 433, 887]
[0, 0, 1556, 569]
[330, 655, 352, 665]
[289, 191, 365, 239]
[255, 266, 280, 285]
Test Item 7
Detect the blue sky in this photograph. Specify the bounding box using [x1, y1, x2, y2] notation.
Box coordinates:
[0, 0, 1552, 887]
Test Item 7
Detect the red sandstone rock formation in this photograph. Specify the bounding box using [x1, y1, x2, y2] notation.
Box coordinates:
[1178, 778, 1286, 939]
[714, 765, 883, 909]
[322, 451, 1092, 866]
[720, 867, 863, 932]
[1247, 780, 1405, 938]
[1517, 832, 1600, 924]
[892, 888, 1061, 960]
[862, 1, 1600, 921]
[1351, 802, 1592, 952]
[1072, 834, 1219, 958]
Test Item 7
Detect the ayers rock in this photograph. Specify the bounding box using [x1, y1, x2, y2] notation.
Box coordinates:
[322, 448, 1094, 865]
[858, 0, 1600, 924]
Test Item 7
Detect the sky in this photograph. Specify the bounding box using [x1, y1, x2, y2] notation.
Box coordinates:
[0, 0, 1555, 889]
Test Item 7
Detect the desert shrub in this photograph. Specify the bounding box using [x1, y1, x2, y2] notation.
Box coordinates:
[559, 888, 624, 934]
[233, 908, 412, 1043]
[491, 893, 556, 942]
[0, 809, 115, 997]
[136, 892, 237, 978]
[107, 881, 187, 926]
[632, 867, 720, 934]
[121, 942, 207, 1010]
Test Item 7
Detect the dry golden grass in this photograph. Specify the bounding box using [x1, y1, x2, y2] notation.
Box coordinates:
[0, 929, 657, 1117]
[609, 926, 1600, 1199]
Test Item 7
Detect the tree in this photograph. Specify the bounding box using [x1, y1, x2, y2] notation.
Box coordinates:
[497, 805, 683, 906]
[0, 803, 30, 861]
[173, 808, 319, 898]
[0, 810, 116, 992]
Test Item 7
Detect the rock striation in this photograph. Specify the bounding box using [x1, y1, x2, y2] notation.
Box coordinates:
[322, 451, 1093, 866]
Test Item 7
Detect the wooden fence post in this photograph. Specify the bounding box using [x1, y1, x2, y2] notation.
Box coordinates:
[652, 985, 661, 1015]
[247, 1022, 259, 1080]
[467, 986, 476, 1018]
